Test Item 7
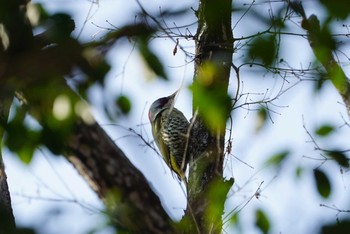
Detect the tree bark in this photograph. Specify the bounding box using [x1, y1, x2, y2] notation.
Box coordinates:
[0, 154, 16, 233]
[184, 0, 234, 233]
[65, 119, 176, 233]
[0, 99, 16, 233]
[0, 0, 32, 232]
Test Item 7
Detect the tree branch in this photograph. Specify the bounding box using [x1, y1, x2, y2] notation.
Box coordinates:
[65, 119, 176, 233]
[293, 2, 350, 117]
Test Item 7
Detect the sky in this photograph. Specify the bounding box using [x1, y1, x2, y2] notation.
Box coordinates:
[3, 0, 350, 233]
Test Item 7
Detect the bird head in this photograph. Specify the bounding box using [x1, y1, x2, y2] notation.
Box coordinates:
[148, 91, 177, 122]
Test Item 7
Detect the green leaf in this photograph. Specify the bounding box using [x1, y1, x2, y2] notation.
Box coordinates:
[325, 150, 349, 168]
[256, 107, 268, 132]
[319, 0, 350, 19]
[4, 107, 41, 164]
[255, 209, 270, 234]
[295, 166, 303, 178]
[17, 142, 36, 164]
[190, 62, 232, 133]
[265, 150, 289, 168]
[138, 37, 167, 80]
[230, 212, 239, 225]
[315, 124, 334, 137]
[116, 95, 131, 115]
[329, 65, 347, 94]
[314, 169, 331, 198]
[248, 35, 276, 66]
[43, 13, 75, 42]
[206, 179, 234, 225]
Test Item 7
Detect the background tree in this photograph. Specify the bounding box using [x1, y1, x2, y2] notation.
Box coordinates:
[1, 0, 350, 233]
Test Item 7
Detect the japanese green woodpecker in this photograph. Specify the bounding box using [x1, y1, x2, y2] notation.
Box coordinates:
[148, 91, 189, 180]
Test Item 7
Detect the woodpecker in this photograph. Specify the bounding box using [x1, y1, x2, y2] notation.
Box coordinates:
[148, 91, 189, 180]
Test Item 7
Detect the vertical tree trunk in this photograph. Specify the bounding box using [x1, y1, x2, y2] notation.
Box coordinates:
[0, 155, 16, 233]
[0, 99, 16, 233]
[0, 0, 32, 231]
[184, 0, 234, 233]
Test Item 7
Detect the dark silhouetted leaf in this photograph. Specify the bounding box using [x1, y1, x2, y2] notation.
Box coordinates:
[255, 209, 270, 234]
[43, 13, 75, 42]
[314, 169, 331, 198]
[319, 0, 350, 19]
[138, 37, 167, 80]
[321, 219, 350, 234]
[248, 35, 276, 66]
[315, 124, 334, 137]
[116, 95, 131, 115]
[326, 150, 349, 168]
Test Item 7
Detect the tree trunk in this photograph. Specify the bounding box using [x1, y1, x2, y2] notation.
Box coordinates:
[0, 0, 32, 231]
[0, 154, 16, 233]
[1, 0, 235, 233]
[184, 0, 234, 233]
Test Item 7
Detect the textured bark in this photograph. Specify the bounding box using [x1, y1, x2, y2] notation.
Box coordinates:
[0, 154, 16, 233]
[0, 0, 31, 231]
[184, 0, 234, 233]
[65, 120, 176, 233]
[1, 100, 16, 232]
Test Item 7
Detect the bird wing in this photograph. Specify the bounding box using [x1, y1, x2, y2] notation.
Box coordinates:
[152, 114, 172, 167]
[161, 108, 189, 179]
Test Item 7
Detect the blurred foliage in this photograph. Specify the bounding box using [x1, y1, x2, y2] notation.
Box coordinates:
[295, 166, 304, 178]
[115, 95, 132, 115]
[4, 107, 40, 164]
[205, 178, 234, 226]
[325, 150, 350, 168]
[13, 228, 36, 234]
[190, 62, 231, 133]
[255, 107, 268, 132]
[37, 13, 75, 43]
[320, 219, 350, 234]
[315, 124, 335, 137]
[313, 169, 331, 199]
[0, 1, 165, 163]
[1, 1, 350, 234]
[265, 150, 290, 170]
[255, 209, 270, 234]
[138, 36, 168, 80]
[319, 0, 350, 19]
[248, 35, 276, 66]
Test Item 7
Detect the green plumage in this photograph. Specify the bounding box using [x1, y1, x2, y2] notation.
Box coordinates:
[149, 93, 189, 180]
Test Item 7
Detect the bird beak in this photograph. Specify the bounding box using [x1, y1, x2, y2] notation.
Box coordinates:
[169, 90, 178, 100]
